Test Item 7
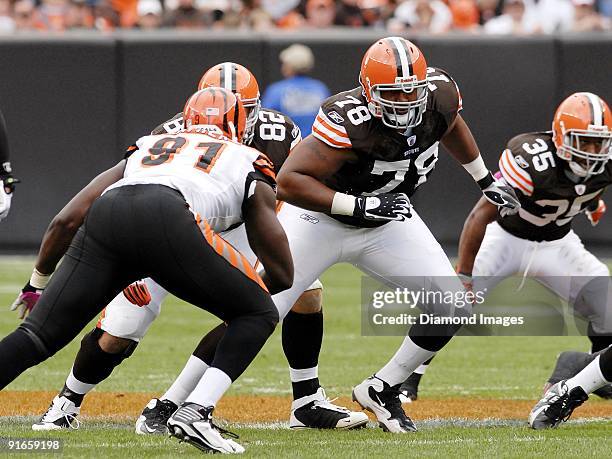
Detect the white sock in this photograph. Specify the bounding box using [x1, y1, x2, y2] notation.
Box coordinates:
[65, 368, 97, 395]
[375, 336, 436, 386]
[186, 367, 232, 407]
[414, 363, 429, 375]
[290, 366, 318, 382]
[566, 356, 610, 394]
[162, 355, 209, 405]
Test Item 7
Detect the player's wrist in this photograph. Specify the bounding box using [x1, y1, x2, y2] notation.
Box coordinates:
[29, 268, 51, 290]
[463, 155, 493, 189]
[331, 192, 357, 216]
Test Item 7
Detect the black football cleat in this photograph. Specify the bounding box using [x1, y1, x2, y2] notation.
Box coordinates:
[135, 398, 178, 435]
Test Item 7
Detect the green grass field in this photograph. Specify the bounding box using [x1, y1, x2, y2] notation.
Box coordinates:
[1, 257, 610, 457]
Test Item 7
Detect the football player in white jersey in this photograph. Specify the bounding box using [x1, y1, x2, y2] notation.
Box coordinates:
[21, 63, 363, 433]
[0, 87, 294, 454]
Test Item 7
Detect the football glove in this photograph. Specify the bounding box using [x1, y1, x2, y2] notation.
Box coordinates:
[481, 181, 520, 215]
[10, 282, 43, 319]
[354, 192, 412, 222]
[586, 199, 606, 226]
[0, 181, 12, 222]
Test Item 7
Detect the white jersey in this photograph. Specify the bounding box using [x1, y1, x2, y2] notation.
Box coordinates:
[107, 132, 275, 232]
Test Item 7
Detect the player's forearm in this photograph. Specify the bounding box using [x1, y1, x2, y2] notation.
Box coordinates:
[257, 230, 294, 295]
[35, 216, 82, 274]
[277, 171, 336, 213]
[456, 199, 498, 275]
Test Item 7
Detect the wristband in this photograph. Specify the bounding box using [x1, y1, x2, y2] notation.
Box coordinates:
[463, 155, 490, 183]
[30, 268, 51, 290]
[331, 192, 356, 216]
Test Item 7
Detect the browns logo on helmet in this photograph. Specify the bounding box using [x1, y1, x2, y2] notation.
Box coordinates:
[199, 62, 261, 144]
[183, 87, 247, 143]
[553, 92, 612, 178]
[359, 37, 428, 130]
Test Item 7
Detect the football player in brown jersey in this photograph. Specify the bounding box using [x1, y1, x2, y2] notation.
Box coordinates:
[273, 37, 519, 433]
[392, 93, 612, 407]
[402, 92, 612, 402]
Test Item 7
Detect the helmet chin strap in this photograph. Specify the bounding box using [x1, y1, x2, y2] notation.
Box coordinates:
[563, 162, 587, 183]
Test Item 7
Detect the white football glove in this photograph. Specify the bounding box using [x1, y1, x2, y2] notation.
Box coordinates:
[0, 179, 12, 222]
[482, 181, 520, 215]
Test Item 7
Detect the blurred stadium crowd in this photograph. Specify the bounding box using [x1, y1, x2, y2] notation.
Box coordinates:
[0, 0, 610, 34]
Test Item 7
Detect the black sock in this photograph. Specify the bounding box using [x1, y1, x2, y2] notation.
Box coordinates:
[192, 322, 227, 365]
[282, 309, 324, 399]
[588, 324, 612, 353]
[600, 347, 612, 382]
[292, 378, 321, 400]
[59, 383, 85, 407]
[409, 323, 460, 352]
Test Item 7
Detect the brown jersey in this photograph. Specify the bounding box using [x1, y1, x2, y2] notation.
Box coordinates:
[146, 108, 301, 175]
[497, 131, 611, 241]
[311, 67, 462, 226]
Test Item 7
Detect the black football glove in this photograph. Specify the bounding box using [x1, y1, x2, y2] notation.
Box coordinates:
[354, 192, 412, 222]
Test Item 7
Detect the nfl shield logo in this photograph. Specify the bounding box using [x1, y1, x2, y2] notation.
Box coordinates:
[575, 184, 586, 195]
[407, 135, 417, 147]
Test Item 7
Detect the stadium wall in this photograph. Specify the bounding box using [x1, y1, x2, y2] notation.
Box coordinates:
[0, 31, 610, 250]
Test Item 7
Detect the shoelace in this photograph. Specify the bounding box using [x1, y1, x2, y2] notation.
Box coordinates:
[210, 421, 239, 440]
[313, 396, 350, 413]
[63, 413, 81, 430]
[40, 405, 80, 430]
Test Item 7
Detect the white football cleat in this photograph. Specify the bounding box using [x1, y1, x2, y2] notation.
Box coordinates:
[352, 375, 417, 433]
[528, 381, 588, 429]
[135, 398, 178, 435]
[168, 403, 244, 454]
[32, 396, 80, 431]
[289, 387, 368, 429]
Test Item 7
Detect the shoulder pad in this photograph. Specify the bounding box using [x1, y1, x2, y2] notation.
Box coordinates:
[151, 112, 183, 135]
[427, 67, 462, 116]
[311, 89, 365, 149]
[498, 132, 556, 197]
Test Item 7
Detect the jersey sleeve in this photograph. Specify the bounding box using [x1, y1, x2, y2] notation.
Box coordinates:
[428, 67, 462, 130]
[251, 153, 277, 189]
[312, 97, 353, 149]
[498, 136, 535, 196]
[151, 112, 184, 135]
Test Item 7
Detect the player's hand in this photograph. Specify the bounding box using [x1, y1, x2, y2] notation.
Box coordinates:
[10, 282, 43, 319]
[354, 192, 412, 222]
[457, 272, 473, 292]
[0, 181, 13, 221]
[586, 199, 606, 226]
[482, 181, 520, 215]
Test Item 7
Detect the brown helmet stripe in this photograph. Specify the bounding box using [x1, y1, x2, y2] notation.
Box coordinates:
[387, 38, 404, 78]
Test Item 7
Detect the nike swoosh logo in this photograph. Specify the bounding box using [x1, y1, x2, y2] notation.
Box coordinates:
[374, 393, 385, 407]
[142, 424, 157, 433]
